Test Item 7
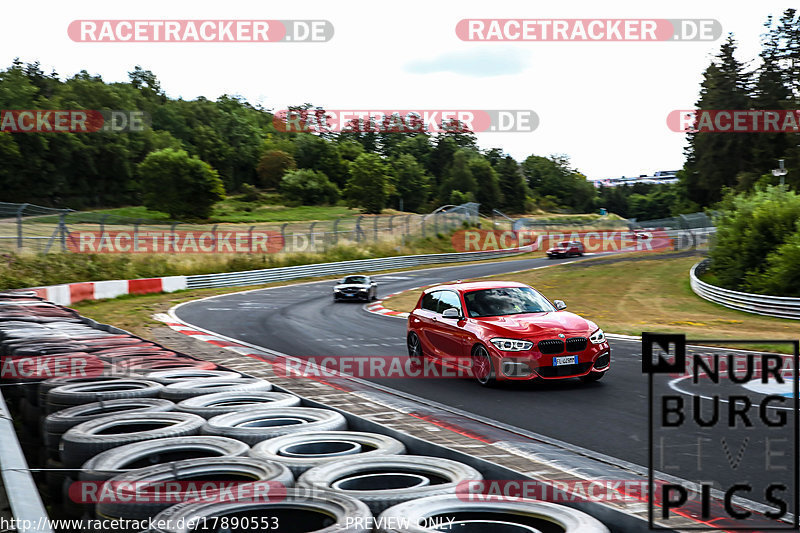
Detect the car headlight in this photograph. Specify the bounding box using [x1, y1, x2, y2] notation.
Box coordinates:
[589, 328, 606, 344]
[490, 338, 534, 351]
[334, 287, 342, 292]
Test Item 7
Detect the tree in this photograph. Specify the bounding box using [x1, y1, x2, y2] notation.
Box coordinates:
[257, 150, 296, 188]
[344, 153, 389, 214]
[439, 150, 477, 202]
[709, 186, 800, 293]
[496, 156, 528, 213]
[682, 35, 754, 206]
[138, 148, 224, 219]
[294, 134, 349, 188]
[279, 169, 340, 205]
[390, 154, 431, 212]
[470, 157, 502, 212]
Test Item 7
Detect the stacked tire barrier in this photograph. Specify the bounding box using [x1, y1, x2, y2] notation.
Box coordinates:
[0, 291, 610, 533]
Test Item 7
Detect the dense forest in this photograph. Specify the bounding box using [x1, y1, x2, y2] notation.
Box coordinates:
[0, 9, 798, 220]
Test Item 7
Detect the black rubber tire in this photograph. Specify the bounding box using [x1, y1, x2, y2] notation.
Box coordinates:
[95, 457, 294, 521]
[43, 398, 176, 458]
[46, 379, 164, 413]
[144, 369, 242, 384]
[376, 494, 610, 533]
[38, 375, 128, 408]
[176, 391, 300, 418]
[202, 407, 347, 445]
[471, 344, 496, 387]
[79, 435, 251, 482]
[248, 430, 406, 476]
[297, 455, 482, 513]
[60, 412, 205, 469]
[19, 396, 42, 431]
[160, 377, 272, 401]
[147, 489, 372, 533]
[44, 458, 68, 504]
[407, 332, 423, 359]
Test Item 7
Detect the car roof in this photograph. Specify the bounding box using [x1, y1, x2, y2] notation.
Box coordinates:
[423, 281, 529, 294]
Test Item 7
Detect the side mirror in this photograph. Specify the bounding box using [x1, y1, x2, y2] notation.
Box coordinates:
[553, 300, 567, 310]
[441, 308, 461, 319]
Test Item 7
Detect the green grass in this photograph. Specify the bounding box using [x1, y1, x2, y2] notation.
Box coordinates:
[0, 231, 467, 290]
[58, 203, 364, 224]
[383, 252, 799, 352]
[210, 201, 359, 223]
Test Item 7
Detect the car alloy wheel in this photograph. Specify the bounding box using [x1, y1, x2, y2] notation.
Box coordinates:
[407, 332, 422, 359]
[472, 345, 495, 386]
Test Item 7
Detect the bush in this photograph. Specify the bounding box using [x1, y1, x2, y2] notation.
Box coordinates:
[709, 185, 800, 295]
[138, 148, 225, 220]
[279, 169, 340, 205]
[239, 183, 262, 202]
[257, 150, 296, 189]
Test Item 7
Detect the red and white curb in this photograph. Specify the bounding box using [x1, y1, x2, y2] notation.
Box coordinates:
[154, 313, 269, 358]
[15, 276, 187, 307]
[365, 293, 411, 319]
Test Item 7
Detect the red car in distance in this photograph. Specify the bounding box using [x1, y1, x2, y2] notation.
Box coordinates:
[546, 240, 585, 258]
[406, 281, 610, 386]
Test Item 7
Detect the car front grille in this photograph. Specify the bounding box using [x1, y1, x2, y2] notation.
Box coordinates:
[537, 339, 564, 355]
[565, 337, 588, 352]
[537, 362, 593, 378]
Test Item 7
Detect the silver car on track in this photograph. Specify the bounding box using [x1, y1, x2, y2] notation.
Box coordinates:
[333, 275, 378, 302]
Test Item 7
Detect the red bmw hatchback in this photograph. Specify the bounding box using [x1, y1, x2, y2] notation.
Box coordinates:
[406, 281, 610, 386]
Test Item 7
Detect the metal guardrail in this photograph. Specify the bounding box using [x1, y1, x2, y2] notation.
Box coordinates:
[184, 227, 717, 290]
[186, 247, 530, 289]
[690, 259, 800, 320]
[0, 390, 54, 532]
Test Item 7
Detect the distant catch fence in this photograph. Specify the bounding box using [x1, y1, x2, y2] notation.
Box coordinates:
[0, 202, 480, 254]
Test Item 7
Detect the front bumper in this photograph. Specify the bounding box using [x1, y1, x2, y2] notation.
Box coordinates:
[492, 342, 611, 380]
[334, 291, 369, 300]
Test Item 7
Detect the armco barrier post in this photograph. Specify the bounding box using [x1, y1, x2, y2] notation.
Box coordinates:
[15, 203, 26, 250]
[333, 218, 340, 245]
[309, 221, 318, 252]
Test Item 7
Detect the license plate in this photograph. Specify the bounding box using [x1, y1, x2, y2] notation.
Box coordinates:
[553, 356, 578, 366]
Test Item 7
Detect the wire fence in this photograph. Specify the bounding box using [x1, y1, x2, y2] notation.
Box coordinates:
[0, 201, 716, 256]
[0, 203, 481, 254]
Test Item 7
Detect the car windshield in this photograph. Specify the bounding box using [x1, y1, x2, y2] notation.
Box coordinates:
[343, 276, 368, 284]
[463, 287, 556, 317]
[557, 241, 571, 247]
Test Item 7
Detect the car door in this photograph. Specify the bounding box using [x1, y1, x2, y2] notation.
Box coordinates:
[413, 291, 442, 358]
[429, 291, 470, 363]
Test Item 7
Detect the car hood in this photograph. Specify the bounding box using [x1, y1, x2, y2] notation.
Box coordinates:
[474, 311, 596, 337]
[547, 247, 567, 252]
[336, 284, 369, 289]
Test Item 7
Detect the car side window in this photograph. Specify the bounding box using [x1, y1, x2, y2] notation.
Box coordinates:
[437, 291, 462, 314]
[421, 291, 440, 312]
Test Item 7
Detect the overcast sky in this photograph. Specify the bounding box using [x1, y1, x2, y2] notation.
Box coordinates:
[3, 0, 794, 178]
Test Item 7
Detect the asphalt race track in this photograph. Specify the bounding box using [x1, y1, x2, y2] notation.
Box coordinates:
[176, 255, 796, 511]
